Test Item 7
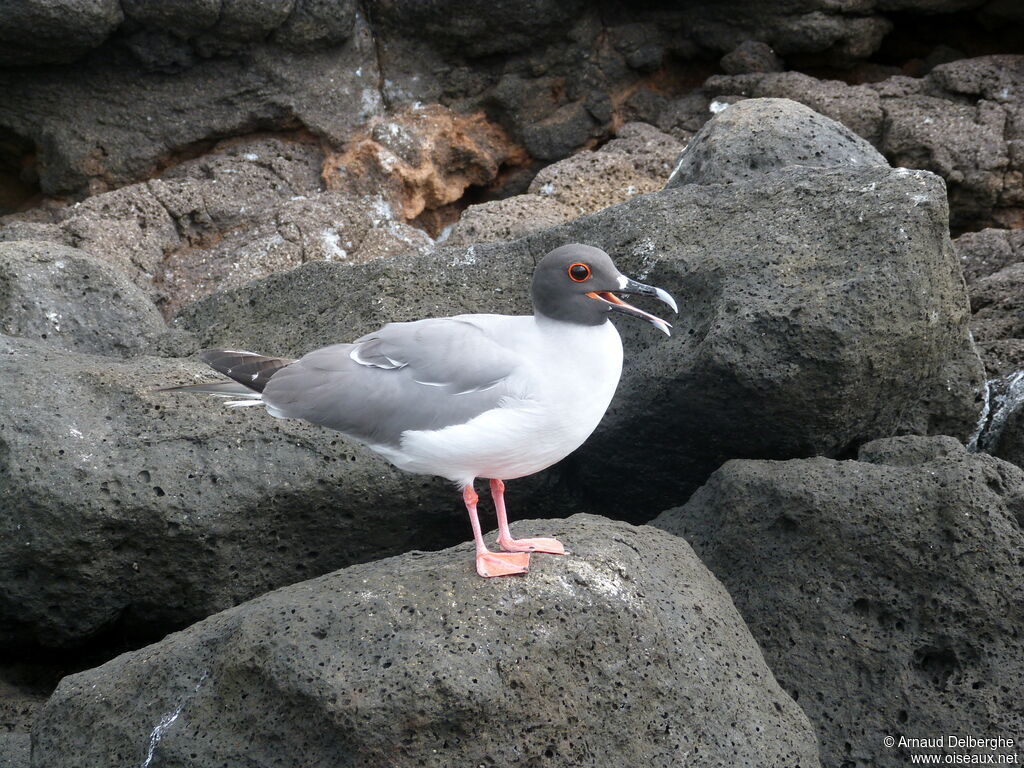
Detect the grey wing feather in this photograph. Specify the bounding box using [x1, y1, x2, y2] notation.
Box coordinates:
[262, 318, 522, 446]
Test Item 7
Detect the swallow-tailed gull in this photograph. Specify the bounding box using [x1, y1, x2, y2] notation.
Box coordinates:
[164, 244, 676, 577]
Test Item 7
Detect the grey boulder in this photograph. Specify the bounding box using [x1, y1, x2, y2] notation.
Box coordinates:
[0, 335, 482, 649]
[0, 241, 170, 357]
[0, 0, 123, 67]
[978, 371, 1024, 468]
[955, 227, 1024, 288]
[704, 55, 1024, 231]
[652, 436, 1024, 768]
[0, 17, 380, 195]
[666, 97, 886, 188]
[181, 118, 984, 512]
[0, 734, 28, 768]
[32, 515, 821, 768]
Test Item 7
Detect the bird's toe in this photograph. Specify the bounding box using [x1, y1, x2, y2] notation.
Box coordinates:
[476, 551, 530, 578]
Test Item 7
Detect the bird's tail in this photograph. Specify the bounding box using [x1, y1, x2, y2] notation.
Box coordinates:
[154, 349, 295, 407]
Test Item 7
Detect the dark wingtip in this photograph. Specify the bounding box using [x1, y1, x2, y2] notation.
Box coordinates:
[199, 349, 294, 393]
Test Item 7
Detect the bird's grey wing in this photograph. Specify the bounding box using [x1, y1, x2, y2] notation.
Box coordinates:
[262, 318, 523, 447]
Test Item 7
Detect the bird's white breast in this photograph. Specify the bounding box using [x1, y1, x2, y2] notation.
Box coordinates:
[374, 317, 624, 485]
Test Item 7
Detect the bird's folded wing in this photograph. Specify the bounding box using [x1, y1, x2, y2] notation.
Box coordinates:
[262, 318, 524, 447]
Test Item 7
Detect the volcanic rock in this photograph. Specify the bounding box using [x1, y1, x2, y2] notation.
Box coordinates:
[720, 40, 785, 74]
[705, 55, 1024, 230]
[322, 104, 528, 221]
[954, 228, 1024, 381]
[0, 12, 380, 195]
[444, 194, 576, 247]
[446, 122, 683, 246]
[31, 515, 821, 768]
[179, 103, 984, 516]
[652, 436, 1024, 768]
[665, 98, 886, 188]
[955, 227, 1024, 287]
[0, 241, 169, 357]
[0, 138, 435, 315]
[0, 335, 480, 649]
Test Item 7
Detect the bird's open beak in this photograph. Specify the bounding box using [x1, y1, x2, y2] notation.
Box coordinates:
[587, 277, 678, 336]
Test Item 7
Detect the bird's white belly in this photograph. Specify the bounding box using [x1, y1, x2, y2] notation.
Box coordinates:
[372, 320, 624, 485]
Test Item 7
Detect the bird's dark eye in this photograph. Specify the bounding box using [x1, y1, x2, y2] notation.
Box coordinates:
[568, 263, 591, 282]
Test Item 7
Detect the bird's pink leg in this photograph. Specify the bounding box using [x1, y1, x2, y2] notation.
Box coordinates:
[464, 483, 529, 577]
[491, 478, 566, 555]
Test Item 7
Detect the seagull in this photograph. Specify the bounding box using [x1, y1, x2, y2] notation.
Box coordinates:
[163, 244, 676, 577]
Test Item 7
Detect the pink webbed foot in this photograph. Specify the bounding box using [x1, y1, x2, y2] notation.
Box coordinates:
[497, 535, 566, 555]
[476, 550, 530, 578]
[489, 478, 568, 556]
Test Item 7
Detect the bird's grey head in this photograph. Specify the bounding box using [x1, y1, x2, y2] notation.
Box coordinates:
[530, 244, 678, 335]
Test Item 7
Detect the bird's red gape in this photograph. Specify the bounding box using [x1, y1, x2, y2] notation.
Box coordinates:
[491, 479, 567, 556]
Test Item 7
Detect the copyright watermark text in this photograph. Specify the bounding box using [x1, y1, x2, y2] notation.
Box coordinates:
[884, 735, 1019, 764]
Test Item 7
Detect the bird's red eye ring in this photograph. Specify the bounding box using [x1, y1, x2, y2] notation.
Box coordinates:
[568, 262, 591, 282]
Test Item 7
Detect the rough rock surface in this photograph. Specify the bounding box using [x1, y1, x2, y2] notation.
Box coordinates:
[955, 228, 1024, 381]
[180, 105, 984, 517]
[0, 335, 498, 649]
[0, 0, 123, 67]
[444, 194, 576, 247]
[704, 55, 1024, 230]
[0, 662, 54, 762]
[446, 122, 683, 245]
[32, 515, 821, 768]
[956, 227, 1024, 287]
[0, 734, 28, 768]
[7, 2, 1016, 201]
[529, 122, 684, 215]
[0, 241, 170, 357]
[720, 40, 784, 74]
[970, 262, 1024, 345]
[322, 105, 528, 221]
[0, 15, 381, 195]
[986, 376, 1024, 467]
[653, 436, 1024, 768]
[155, 190, 433, 316]
[0, 138, 433, 315]
[665, 98, 886, 188]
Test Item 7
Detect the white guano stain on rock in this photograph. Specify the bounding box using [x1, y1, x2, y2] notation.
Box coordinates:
[321, 228, 347, 261]
[630, 238, 658, 280]
[140, 670, 209, 768]
[451, 244, 477, 266]
[559, 558, 639, 605]
[709, 100, 730, 114]
[978, 370, 1024, 453]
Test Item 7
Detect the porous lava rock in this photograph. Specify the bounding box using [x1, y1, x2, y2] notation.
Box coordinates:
[0, 241, 170, 357]
[653, 436, 1024, 768]
[181, 100, 984, 515]
[955, 227, 1024, 288]
[443, 194, 576, 247]
[665, 98, 886, 188]
[31, 515, 821, 768]
[0, 138, 433, 316]
[322, 104, 528, 221]
[0, 335, 479, 650]
[704, 55, 1024, 230]
[955, 228, 1024, 380]
[6, 1, 1008, 200]
[720, 40, 785, 75]
[446, 122, 683, 246]
[529, 122, 684, 215]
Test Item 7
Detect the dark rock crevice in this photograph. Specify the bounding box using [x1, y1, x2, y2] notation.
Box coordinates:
[0, 126, 41, 216]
